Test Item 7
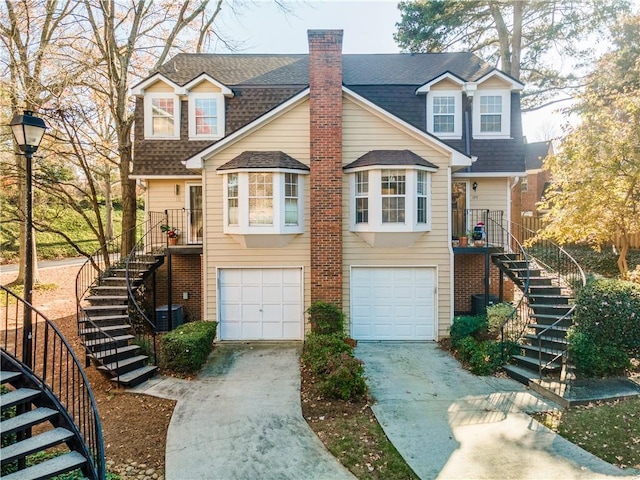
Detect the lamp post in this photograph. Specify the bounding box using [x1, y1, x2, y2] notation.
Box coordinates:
[10, 110, 47, 368]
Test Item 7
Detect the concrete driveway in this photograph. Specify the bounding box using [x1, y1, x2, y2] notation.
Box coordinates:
[356, 342, 637, 480]
[134, 342, 354, 480]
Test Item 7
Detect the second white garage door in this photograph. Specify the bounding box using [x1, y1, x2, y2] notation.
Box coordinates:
[218, 268, 303, 340]
[351, 267, 436, 340]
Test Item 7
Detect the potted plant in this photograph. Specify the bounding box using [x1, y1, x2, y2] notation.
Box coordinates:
[459, 231, 471, 247]
[452, 236, 460, 247]
[161, 224, 180, 245]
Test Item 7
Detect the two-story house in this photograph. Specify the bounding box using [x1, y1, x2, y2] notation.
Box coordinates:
[130, 30, 525, 342]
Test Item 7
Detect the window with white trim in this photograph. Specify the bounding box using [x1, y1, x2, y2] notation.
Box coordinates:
[349, 167, 433, 233]
[221, 170, 305, 235]
[144, 93, 180, 139]
[473, 90, 511, 138]
[426, 90, 462, 138]
[188, 93, 225, 139]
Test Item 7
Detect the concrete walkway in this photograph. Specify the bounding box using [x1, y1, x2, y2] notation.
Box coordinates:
[132, 343, 354, 480]
[356, 342, 639, 480]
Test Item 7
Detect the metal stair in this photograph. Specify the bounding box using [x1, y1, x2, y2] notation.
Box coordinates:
[78, 255, 164, 387]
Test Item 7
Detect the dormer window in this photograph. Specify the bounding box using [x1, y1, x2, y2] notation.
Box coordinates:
[217, 151, 309, 248]
[188, 93, 225, 139]
[426, 90, 462, 138]
[345, 150, 438, 248]
[144, 93, 180, 139]
[473, 90, 511, 138]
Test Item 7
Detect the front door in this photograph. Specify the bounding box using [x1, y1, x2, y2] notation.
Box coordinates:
[186, 183, 203, 244]
[452, 181, 468, 238]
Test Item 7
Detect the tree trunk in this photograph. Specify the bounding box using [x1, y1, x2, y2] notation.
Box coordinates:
[511, 1, 523, 80]
[105, 175, 114, 240]
[617, 235, 629, 278]
[118, 131, 136, 257]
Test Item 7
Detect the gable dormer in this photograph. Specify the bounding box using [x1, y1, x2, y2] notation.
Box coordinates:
[131, 72, 233, 141]
[470, 70, 524, 139]
[416, 73, 464, 140]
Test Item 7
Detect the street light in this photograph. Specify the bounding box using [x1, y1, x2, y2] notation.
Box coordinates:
[10, 110, 47, 368]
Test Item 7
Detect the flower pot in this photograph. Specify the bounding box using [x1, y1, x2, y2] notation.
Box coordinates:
[474, 240, 486, 247]
[459, 236, 468, 247]
[168, 237, 178, 246]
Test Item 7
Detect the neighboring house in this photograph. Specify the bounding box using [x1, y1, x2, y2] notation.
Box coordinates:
[522, 140, 553, 216]
[130, 30, 525, 342]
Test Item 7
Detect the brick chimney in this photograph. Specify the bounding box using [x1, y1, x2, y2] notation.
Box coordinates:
[308, 29, 343, 307]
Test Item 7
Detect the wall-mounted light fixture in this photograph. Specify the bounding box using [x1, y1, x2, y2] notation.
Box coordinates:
[175, 184, 180, 196]
[472, 181, 478, 191]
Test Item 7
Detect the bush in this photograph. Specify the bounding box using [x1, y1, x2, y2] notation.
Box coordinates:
[450, 315, 487, 348]
[454, 336, 504, 376]
[567, 329, 631, 377]
[317, 352, 367, 400]
[306, 301, 345, 335]
[302, 332, 352, 375]
[486, 302, 514, 335]
[159, 321, 217, 374]
[302, 332, 367, 401]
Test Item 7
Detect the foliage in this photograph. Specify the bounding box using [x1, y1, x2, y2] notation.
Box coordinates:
[317, 352, 367, 401]
[159, 321, 217, 374]
[450, 315, 487, 347]
[302, 332, 352, 376]
[306, 301, 345, 335]
[454, 336, 505, 376]
[567, 278, 640, 376]
[486, 302, 514, 335]
[302, 332, 367, 401]
[563, 245, 640, 279]
[160, 225, 180, 238]
[539, 15, 640, 277]
[394, 0, 629, 108]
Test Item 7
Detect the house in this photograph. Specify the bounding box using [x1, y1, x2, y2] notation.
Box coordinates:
[130, 30, 526, 342]
[522, 140, 553, 216]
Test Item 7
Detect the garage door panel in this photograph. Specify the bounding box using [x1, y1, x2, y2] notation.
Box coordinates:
[351, 267, 435, 341]
[219, 268, 303, 341]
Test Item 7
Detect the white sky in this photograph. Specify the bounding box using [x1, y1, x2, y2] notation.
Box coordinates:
[214, 0, 572, 141]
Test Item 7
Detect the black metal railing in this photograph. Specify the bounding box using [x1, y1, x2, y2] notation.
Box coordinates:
[1, 286, 105, 480]
[125, 212, 166, 363]
[163, 209, 203, 246]
[452, 209, 504, 246]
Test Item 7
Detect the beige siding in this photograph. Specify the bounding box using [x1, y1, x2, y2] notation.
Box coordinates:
[464, 178, 509, 212]
[202, 100, 312, 326]
[146, 179, 190, 212]
[342, 97, 453, 339]
[190, 82, 222, 93]
[146, 81, 174, 93]
[478, 76, 511, 89]
[430, 79, 461, 90]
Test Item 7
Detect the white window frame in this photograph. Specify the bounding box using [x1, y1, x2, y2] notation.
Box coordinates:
[220, 169, 306, 235]
[473, 90, 511, 139]
[426, 90, 462, 138]
[144, 92, 180, 139]
[348, 167, 433, 233]
[188, 92, 225, 140]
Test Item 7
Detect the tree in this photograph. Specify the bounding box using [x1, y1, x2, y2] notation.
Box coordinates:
[394, 0, 629, 110]
[540, 15, 640, 277]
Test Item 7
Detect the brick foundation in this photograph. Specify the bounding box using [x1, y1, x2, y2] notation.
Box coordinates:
[454, 253, 514, 314]
[153, 253, 203, 323]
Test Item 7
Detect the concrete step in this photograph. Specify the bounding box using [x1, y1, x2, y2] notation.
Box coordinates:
[1, 388, 40, 410]
[112, 365, 158, 387]
[2, 450, 87, 480]
[1, 427, 74, 465]
[1, 407, 58, 436]
[503, 364, 536, 385]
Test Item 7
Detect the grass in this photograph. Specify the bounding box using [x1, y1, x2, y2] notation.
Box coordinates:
[536, 397, 640, 469]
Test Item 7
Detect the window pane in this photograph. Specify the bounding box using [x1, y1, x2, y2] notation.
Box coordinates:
[417, 171, 428, 224]
[433, 96, 455, 114]
[417, 197, 427, 224]
[434, 115, 454, 133]
[481, 114, 502, 132]
[480, 95, 502, 133]
[480, 95, 502, 113]
[249, 173, 273, 225]
[382, 197, 405, 223]
[285, 198, 298, 225]
[227, 174, 238, 226]
[228, 199, 238, 225]
[356, 198, 368, 224]
[195, 98, 218, 135]
[381, 170, 406, 223]
[356, 171, 368, 194]
[152, 98, 174, 135]
[381, 170, 405, 195]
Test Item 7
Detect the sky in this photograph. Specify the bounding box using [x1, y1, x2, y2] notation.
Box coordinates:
[213, 0, 565, 141]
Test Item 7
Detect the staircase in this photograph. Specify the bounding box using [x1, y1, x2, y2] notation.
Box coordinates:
[1, 287, 104, 480]
[78, 255, 164, 387]
[490, 228, 586, 404]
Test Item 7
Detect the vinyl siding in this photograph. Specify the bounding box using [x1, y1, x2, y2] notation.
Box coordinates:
[342, 97, 453, 339]
[202, 99, 311, 326]
[146, 179, 189, 212]
[146, 81, 174, 93]
[465, 178, 509, 212]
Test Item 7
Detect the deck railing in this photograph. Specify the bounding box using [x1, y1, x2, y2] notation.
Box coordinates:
[1, 286, 105, 479]
[163, 209, 203, 245]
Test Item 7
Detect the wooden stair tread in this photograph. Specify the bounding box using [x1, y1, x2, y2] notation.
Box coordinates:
[2, 450, 87, 480]
[0, 407, 58, 435]
[1, 427, 74, 464]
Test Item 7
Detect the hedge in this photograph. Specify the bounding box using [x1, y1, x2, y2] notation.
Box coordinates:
[159, 321, 217, 374]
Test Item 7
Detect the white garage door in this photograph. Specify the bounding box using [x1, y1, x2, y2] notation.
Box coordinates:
[351, 267, 436, 340]
[218, 268, 303, 340]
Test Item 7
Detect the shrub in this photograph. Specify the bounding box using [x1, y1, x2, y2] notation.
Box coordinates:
[302, 332, 352, 376]
[317, 352, 367, 400]
[455, 336, 478, 363]
[454, 336, 504, 376]
[450, 315, 487, 348]
[567, 328, 631, 377]
[486, 302, 514, 335]
[159, 321, 217, 374]
[306, 301, 345, 335]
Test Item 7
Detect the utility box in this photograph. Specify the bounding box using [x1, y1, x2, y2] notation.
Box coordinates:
[471, 294, 498, 316]
[156, 304, 184, 332]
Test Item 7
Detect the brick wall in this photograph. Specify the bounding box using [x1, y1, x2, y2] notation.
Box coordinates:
[454, 254, 514, 314]
[308, 29, 344, 306]
[153, 254, 203, 323]
[522, 170, 550, 216]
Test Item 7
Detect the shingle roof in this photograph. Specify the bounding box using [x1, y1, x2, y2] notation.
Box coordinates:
[525, 141, 552, 170]
[156, 53, 494, 87]
[343, 150, 439, 170]
[217, 151, 309, 171]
